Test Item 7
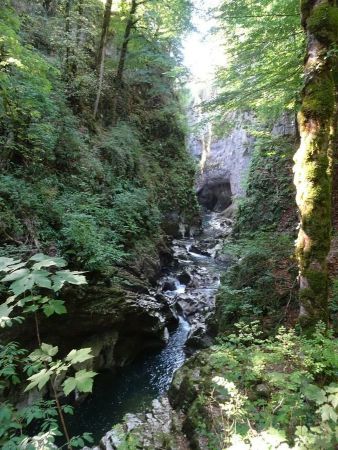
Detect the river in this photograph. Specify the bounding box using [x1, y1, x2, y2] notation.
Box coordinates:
[69, 212, 231, 444]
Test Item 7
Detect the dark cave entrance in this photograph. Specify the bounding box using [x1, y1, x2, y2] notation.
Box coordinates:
[197, 181, 232, 212]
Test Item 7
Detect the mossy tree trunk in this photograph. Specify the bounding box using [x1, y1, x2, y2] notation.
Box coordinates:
[293, 0, 338, 326]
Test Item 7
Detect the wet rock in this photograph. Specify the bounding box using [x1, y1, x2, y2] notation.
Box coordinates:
[100, 429, 123, 450]
[162, 278, 177, 291]
[189, 245, 211, 257]
[178, 270, 191, 285]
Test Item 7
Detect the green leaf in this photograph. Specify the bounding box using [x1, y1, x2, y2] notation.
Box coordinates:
[63, 369, 96, 396]
[62, 377, 77, 396]
[31, 270, 52, 289]
[51, 270, 87, 292]
[42, 299, 67, 317]
[23, 304, 39, 313]
[25, 368, 52, 391]
[74, 370, 96, 392]
[328, 393, 338, 409]
[83, 432, 94, 443]
[65, 348, 93, 365]
[0, 257, 21, 272]
[2, 268, 29, 282]
[319, 404, 337, 422]
[325, 384, 338, 394]
[70, 436, 85, 448]
[10, 275, 35, 297]
[303, 384, 327, 405]
[62, 405, 74, 415]
[41, 343, 58, 357]
[30, 254, 67, 270]
[0, 303, 14, 328]
[3, 262, 26, 273]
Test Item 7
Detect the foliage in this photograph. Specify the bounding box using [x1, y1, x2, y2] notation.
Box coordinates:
[233, 132, 297, 235]
[182, 322, 338, 449]
[216, 232, 297, 332]
[0, 1, 198, 275]
[0, 254, 96, 449]
[212, 0, 304, 121]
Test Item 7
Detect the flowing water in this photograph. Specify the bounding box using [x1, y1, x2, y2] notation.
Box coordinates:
[69, 212, 231, 443]
[68, 317, 190, 441]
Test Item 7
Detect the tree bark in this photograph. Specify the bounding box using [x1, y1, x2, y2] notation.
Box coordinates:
[94, 0, 113, 118]
[65, 0, 72, 79]
[116, 0, 138, 86]
[293, 0, 337, 327]
[43, 0, 53, 15]
[112, 0, 139, 124]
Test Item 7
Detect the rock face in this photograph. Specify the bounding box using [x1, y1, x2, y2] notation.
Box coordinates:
[190, 110, 256, 207]
[95, 396, 189, 450]
[190, 100, 296, 212]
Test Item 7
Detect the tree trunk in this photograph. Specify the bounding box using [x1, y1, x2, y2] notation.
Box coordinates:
[94, 0, 113, 118]
[65, 0, 72, 79]
[112, 0, 138, 123]
[293, 0, 337, 327]
[76, 0, 84, 45]
[116, 0, 137, 85]
[43, 0, 53, 15]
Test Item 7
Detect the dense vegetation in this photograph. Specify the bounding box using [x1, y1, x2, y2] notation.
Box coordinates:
[0, 0, 198, 274]
[0, 0, 198, 448]
[0, 0, 337, 448]
[172, 0, 338, 448]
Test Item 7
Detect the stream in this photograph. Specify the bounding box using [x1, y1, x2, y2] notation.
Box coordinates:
[69, 212, 232, 444]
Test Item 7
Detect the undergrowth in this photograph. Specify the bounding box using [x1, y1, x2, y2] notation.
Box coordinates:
[182, 322, 338, 450]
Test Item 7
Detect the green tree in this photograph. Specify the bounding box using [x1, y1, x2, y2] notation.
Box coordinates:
[213, 0, 304, 121]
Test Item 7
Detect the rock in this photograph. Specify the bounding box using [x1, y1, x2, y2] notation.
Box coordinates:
[222, 203, 236, 219]
[125, 414, 143, 432]
[177, 270, 191, 285]
[162, 212, 184, 238]
[215, 252, 235, 266]
[162, 278, 177, 291]
[189, 245, 211, 257]
[100, 429, 123, 450]
[192, 110, 255, 201]
[185, 322, 213, 352]
[255, 383, 271, 399]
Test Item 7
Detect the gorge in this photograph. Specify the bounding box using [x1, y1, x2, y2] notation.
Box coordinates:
[0, 0, 337, 449]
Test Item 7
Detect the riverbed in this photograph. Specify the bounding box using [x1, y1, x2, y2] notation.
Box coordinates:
[70, 212, 232, 444]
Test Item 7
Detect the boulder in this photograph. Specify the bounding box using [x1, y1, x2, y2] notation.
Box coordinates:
[189, 245, 211, 257]
[177, 270, 191, 285]
[162, 278, 177, 292]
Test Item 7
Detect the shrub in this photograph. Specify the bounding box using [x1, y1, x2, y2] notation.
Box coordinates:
[216, 233, 297, 332]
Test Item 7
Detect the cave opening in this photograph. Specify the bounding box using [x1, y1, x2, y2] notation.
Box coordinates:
[197, 180, 232, 212]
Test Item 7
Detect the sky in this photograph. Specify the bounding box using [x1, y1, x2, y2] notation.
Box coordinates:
[183, 0, 224, 98]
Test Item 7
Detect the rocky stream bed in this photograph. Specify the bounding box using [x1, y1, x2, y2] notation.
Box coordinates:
[78, 211, 233, 449]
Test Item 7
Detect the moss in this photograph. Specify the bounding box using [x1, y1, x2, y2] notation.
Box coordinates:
[307, 4, 338, 44]
[300, 0, 316, 26]
[302, 75, 335, 120]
